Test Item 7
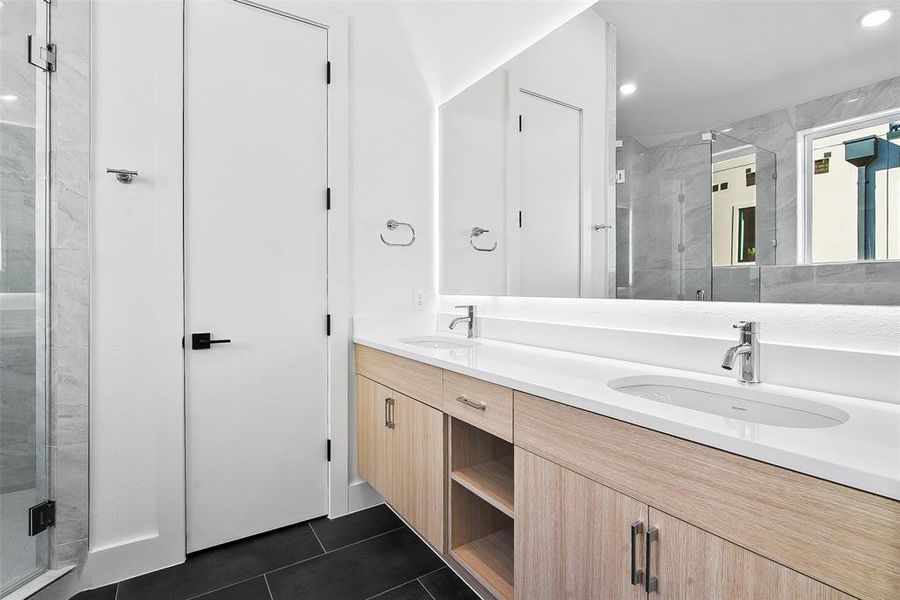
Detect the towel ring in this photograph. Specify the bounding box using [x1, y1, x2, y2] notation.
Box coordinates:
[470, 227, 497, 252]
[380, 219, 415, 247]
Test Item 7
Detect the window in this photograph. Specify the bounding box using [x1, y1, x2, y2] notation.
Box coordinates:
[801, 110, 900, 263]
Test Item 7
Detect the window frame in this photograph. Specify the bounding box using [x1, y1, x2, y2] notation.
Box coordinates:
[797, 107, 900, 264]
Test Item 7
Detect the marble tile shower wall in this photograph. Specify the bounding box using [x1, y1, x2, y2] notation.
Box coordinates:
[617, 76, 900, 305]
[48, 0, 91, 569]
[1, 128, 38, 495]
[618, 138, 712, 300]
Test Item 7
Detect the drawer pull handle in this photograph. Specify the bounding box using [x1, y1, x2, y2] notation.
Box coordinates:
[630, 521, 644, 586]
[456, 395, 486, 411]
[387, 397, 396, 429]
[645, 527, 658, 593]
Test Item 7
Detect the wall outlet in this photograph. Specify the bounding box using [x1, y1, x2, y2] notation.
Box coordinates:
[412, 288, 426, 310]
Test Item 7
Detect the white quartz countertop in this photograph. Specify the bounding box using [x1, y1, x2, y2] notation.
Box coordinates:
[353, 324, 900, 500]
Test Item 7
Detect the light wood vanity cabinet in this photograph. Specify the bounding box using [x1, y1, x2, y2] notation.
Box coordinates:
[355, 345, 899, 600]
[356, 373, 444, 550]
[516, 448, 647, 600]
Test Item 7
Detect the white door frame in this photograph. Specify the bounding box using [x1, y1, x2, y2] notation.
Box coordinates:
[236, 1, 351, 519]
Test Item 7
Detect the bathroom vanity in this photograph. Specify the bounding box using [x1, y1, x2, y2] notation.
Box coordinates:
[354, 338, 900, 600]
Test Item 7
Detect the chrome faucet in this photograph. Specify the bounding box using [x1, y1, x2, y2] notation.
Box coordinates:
[449, 305, 476, 339]
[722, 321, 760, 384]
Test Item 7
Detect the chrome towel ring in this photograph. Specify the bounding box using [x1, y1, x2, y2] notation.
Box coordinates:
[470, 227, 497, 252]
[380, 219, 416, 247]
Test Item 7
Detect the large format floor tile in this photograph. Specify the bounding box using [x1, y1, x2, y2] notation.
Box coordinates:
[266, 527, 444, 600]
[191, 576, 272, 600]
[309, 503, 403, 551]
[116, 522, 322, 600]
[369, 579, 433, 600]
[71, 505, 477, 600]
[420, 567, 481, 600]
[70, 583, 117, 600]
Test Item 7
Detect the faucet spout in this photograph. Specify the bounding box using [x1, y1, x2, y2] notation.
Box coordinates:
[449, 305, 477, 339]
[721, 321, 760, 384]
[721, 343, 752, 370]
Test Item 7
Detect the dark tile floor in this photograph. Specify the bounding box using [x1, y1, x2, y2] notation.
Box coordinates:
[71, 505, 479, 600]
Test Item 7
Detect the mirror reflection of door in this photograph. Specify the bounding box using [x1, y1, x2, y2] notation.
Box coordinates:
[712, 154, 757, 266]
[514, 90, 583, 298]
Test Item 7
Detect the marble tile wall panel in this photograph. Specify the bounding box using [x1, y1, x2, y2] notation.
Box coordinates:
[760, 262, 900, 305]
[47, 0, 91, 570]
[712, 266, 760, 303]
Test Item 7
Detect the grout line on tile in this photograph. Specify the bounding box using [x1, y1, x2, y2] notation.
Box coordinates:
[307, 521, 327, 554]
[263, 573, 274, 600]
[263, 525, 406, 579]
[363, 577, 422, 600]
[321, 525, 406, 554]
[415, 566, 447, 600]
[184, 575, 266, 600]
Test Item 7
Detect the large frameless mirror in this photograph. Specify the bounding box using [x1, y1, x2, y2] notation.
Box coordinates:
[439, 0, 900, 304]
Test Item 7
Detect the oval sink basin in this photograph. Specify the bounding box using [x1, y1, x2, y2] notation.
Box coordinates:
[399, 336, 479, 350]
[609, 376, 849, 429]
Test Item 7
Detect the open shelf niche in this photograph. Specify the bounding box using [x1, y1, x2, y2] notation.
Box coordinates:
[448, 418, 515, 600]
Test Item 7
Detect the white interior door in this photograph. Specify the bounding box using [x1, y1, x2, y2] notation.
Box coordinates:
[185, 0, 329, 552]
[516, 91, 582, 297]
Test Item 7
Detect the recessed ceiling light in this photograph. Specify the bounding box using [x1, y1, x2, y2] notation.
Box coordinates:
[619, 82, 637, 96]
[860, 8, 892, 27]
[0, 94, 18, 102]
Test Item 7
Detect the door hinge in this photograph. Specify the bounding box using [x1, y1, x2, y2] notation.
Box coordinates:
[326, 314, 331, 336]
[27, 35, 56, 73]
[326, 61, 331, 85]
[28, 500, 55, 536]
[326, 439, 332, 462]
[326, 187, 331, 210]
[518, 114, 523, 132]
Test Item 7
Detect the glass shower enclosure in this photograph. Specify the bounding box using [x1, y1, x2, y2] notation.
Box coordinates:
[1, 0, 52, 594]
[615, 131, 776, 302]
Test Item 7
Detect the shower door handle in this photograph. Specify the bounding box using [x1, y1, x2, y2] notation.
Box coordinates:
[191, 332, 232, 350]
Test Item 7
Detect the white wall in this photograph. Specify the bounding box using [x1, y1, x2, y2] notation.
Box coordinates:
[440, 8, 608, 296]
[89, 0, 184, 586]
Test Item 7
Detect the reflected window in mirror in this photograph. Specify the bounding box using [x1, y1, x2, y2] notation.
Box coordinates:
[802, 110, 900, 263]
[712, 152, 758, 266]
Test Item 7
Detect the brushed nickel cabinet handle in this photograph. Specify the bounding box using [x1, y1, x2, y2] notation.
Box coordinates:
[384, 397, 390, 428]
[645, 527, 659, 593]
[456, 395, 486, 411]
[387, 397, 396, 429]
[630, 521, 644, 586]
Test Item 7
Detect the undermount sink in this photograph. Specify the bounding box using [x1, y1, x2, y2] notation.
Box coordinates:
[609, 376, 849, 429]
[399, 336, 479, 350]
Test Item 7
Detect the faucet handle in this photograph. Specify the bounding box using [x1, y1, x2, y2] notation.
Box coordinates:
[733, 321, 758, 333]
[455, 304, 475, 314]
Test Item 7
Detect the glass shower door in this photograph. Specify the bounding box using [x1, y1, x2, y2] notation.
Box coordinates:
[0, 0, 51, 594]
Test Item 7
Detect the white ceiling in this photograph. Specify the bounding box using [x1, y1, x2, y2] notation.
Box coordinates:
[391, 1, 595, 103]
[594, 0, 900, 138]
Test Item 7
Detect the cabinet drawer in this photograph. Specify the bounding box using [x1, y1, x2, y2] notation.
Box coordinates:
[355, 345, 442, 410]
[443, 371, 513, 441]
[515, 391, 900, 600]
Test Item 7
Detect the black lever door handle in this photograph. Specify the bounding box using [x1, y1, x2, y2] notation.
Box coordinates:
[191, 332, 231, 350]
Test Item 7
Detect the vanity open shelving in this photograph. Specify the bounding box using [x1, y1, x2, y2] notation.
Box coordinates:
[448, 418, 515, 600]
